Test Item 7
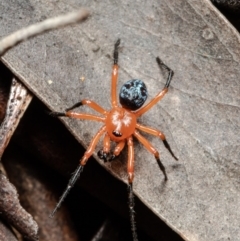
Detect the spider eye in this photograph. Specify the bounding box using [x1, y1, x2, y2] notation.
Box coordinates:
[119, 79, 148, 110]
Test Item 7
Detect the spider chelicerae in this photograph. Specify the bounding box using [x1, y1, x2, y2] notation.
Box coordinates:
[50, 39, 178, 241]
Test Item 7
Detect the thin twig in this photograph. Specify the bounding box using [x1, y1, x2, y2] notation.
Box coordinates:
[0, 170, 39, 241]
[0, 8, 89, 56]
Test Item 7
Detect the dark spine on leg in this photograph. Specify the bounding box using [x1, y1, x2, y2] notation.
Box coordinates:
[114, 39, 120, 65]
[163, 140, 178, 160]
[156, 157, 168, 181]
[128, 183, 138, 241]
[66, 101, 83, 112]
[49, 165, 83, 217]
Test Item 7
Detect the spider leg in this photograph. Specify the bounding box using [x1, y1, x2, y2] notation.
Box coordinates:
[135, 57, 174, 117]
[156, 57, 174, 88]
[127, 136, 138, 241]
[128, 183, 138, 241]
[136, 123, 178, 160]
[50, 165, 83, 218]
[111, 39, 121, 108]
[127, 136, 134, 183]
[133, 130, 168, 181]
[80, 125, 107, 165]
[65, 99, 108, 115]
[50, 111, 105, 122]
[50, 125, 106, 217]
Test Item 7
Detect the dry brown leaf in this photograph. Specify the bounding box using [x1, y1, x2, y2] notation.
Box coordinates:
[0, 1, 239, 241]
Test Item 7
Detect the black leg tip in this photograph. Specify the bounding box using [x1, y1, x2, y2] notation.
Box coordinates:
[156, 157, 168, 181]
[155, 57, 174, 88]
[109, 154, 116, 161]
[65, 102, 83, 112]
[115, 39, 121, 48]
[98, 150, 117, 162]
[162, 140, 178, 160]
[98, 150, 108, 162]
[49, 111, 66, 117]
[156, 57, 163, 65]
[114, 39, 121, 65]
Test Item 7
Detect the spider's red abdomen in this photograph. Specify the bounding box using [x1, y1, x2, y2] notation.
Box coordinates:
[106, 107, 136, 142]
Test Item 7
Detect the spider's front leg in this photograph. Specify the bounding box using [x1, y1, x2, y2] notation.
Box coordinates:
[50, 125, 106, 217]
[127, 136, 138, 241]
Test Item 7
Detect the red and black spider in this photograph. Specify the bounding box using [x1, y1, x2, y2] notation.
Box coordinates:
[50, 39, 178, 241]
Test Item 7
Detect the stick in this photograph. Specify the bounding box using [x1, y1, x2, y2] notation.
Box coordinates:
[0, 8, 89, 56]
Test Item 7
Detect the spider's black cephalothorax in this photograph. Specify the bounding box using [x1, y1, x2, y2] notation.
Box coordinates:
[119, 79, 148, 111]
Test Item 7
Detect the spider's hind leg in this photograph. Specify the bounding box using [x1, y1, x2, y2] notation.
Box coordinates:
[126, 137, 138, 241]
